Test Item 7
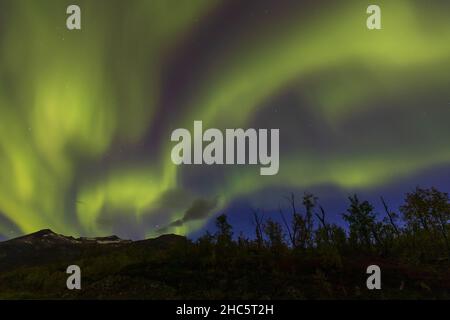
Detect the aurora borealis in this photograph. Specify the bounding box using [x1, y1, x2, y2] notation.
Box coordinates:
[1, 0, 450, 240]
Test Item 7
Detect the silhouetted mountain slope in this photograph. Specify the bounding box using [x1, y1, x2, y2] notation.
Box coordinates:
[2, 229, 133, 246]
[0, 229, 186, 272]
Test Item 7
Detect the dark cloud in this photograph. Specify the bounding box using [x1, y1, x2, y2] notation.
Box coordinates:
[158, 197, 219, 233]
[183, 197, 219, 221]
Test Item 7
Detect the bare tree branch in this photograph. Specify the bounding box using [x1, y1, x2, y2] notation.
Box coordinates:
[381, 196, 400, 236]
[279, 205, 294, 247]
[251, 208, 265, 248]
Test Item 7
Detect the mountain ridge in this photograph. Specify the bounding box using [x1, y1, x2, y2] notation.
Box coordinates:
[0, 229, 188, 273]
[0, 228, 185, 246]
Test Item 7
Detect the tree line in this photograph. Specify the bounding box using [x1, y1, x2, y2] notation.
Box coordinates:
[199, 187, 450, 264]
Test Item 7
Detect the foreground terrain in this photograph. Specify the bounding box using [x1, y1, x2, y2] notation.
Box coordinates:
[0, 228, 449, 299]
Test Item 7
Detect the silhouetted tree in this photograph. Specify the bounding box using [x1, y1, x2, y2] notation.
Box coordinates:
[342, 195, 378, 251]
[302, 193, 317, 248]
[401, 187, 450, 257]
[279, 193, 314, 249]
[215, 214, 233, 247]
[328, 224, 347, 250]
[264, 219, 286, 251]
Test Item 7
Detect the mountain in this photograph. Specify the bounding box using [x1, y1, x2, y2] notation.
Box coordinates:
[0, 229, 191, 299]
[2, 229, 133, 246]
[0, 229, 186, 273]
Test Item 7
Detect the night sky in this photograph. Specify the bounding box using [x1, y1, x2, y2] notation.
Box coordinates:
[1, 0, 450, 240]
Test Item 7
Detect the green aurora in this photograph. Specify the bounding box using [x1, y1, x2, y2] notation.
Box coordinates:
[0, 0, 450, 238]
